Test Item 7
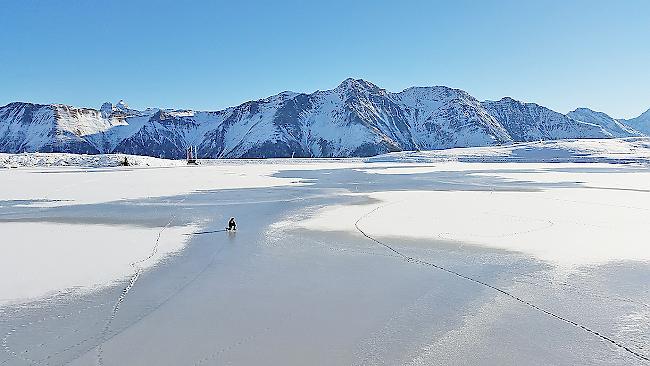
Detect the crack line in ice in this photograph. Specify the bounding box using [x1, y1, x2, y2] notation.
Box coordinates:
[2, 201, 186, 365]
[65, 226, 230, 366]
[354, 204, 650, 363]
[96, 198, 186, 366]
[4, 194, 312, 365]
[508, 274, 650, 310]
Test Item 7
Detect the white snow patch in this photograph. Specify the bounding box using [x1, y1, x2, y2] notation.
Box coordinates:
[0, 222, 197, 304]
[0, 161, 317, 206]
[371, 137, 650, 164]
[292, 163, 650, 266]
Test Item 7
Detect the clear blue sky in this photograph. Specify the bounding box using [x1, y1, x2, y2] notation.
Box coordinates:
[1, 0, 648, 118]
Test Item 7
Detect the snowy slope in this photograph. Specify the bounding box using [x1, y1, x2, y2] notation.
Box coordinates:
[483, 98, 610, 141]
[396, 86, 511, 149]
[0, 102, 144, 154]
[620, 108, 650, 135]
[567, 108, 641, 137]
[0, 103, 100, 153]
[369, 137, 650, 164]
[1, 79, 648, 158]
[113, 110, 225, 159]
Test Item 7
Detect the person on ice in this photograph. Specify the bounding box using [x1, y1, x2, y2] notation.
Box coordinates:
[227, 217, 237, 231]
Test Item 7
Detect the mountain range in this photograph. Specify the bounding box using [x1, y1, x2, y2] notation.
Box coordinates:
[1, 78, 648, 158]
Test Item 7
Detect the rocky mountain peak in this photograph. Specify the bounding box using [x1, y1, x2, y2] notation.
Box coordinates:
[100, 102, 113, 118]
[335, 78, 382, 94]
[115, 100, 129, 111]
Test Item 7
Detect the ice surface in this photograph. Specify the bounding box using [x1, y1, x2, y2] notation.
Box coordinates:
[0, 141, 648, 365]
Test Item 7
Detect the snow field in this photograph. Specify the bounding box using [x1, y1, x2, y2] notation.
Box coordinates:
[0, 222, 197, 304]
[291, 164, 650, 266]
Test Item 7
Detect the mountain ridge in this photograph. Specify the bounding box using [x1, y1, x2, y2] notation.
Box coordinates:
[619, 108, 650, 136]
[1, 79, 647, 158]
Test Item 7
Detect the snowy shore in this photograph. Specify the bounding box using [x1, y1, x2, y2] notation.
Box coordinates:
[2, 137, 650, 169]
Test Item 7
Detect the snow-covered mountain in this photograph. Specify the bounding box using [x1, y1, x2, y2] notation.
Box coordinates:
[0, 102, 125, 154]
[567, 108, 642, 137]
[620, 108, 650, 135]
[482, 98, 609, 141]
[0, 79, 646, 158]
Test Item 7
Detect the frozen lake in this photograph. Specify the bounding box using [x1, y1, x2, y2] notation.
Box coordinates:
[1, 155, 649, 365]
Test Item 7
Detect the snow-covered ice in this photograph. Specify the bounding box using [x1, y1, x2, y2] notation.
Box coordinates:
[293, 163, 650, 266]
[0, 160, 312, 206]
[0, 222, 196, 304]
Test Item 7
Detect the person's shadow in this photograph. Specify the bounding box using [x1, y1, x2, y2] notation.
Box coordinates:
[227, 230, 237, 241]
